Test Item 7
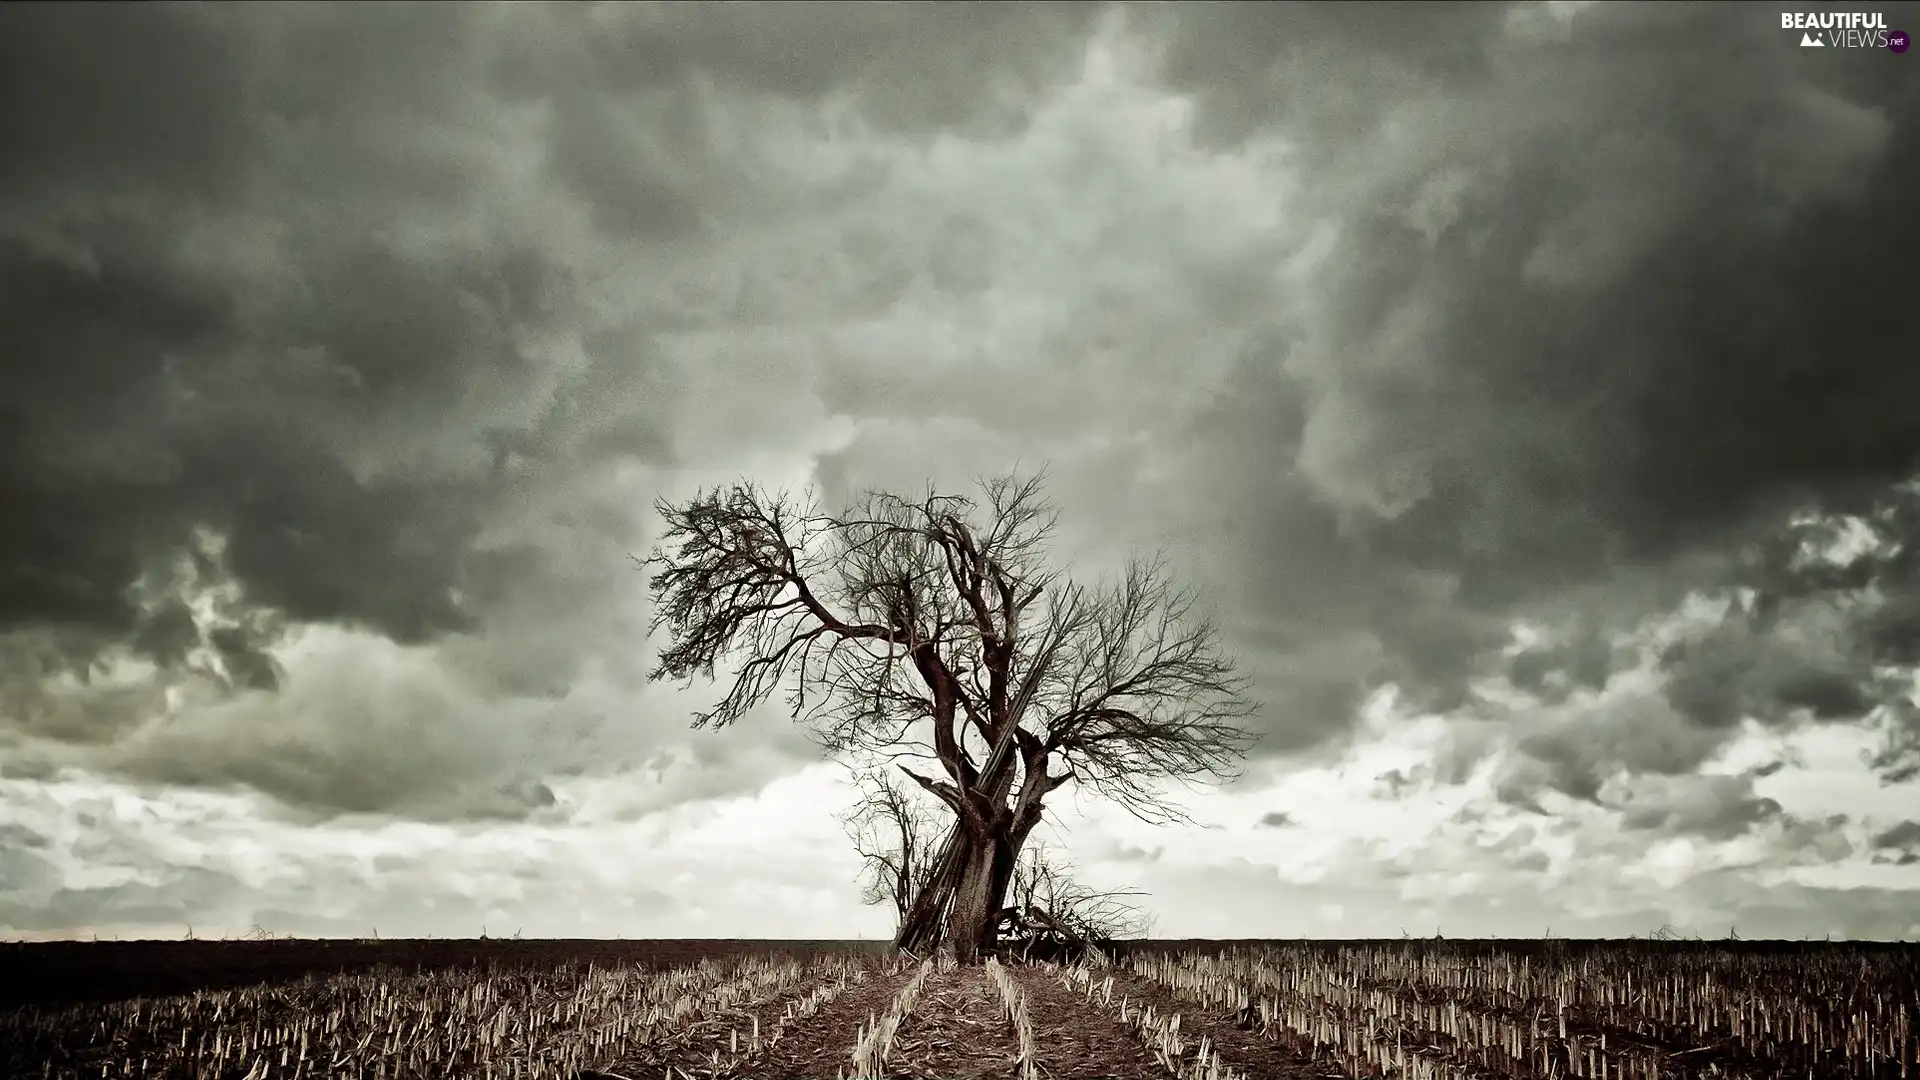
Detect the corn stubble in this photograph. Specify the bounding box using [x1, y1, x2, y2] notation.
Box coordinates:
[1099, 942, 1917, 1080]
[4, 942, 1913, 1079]
[2, 953, 858, 1080]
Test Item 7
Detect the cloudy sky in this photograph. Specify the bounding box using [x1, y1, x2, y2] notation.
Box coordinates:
[4, 1, 1920, 943]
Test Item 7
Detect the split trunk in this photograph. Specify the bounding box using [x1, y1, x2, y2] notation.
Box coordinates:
[896, 820, 1027, 961]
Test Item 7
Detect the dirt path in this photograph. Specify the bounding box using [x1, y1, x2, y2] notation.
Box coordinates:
[1108, 969, 1343, 1079]
[884, 967, 1026, 1080]
[1012, 965, 1176, 1080]
[715, 962, 909, 1079]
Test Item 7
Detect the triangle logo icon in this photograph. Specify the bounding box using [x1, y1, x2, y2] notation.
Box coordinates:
[1800, 31, 1824, 46]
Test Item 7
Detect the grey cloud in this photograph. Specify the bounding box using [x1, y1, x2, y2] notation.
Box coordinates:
[1506, 622, 1630, 702]
[1256, 811, 1294, 829]
[0, 823, 51, 851]
[1106, 1, 1920, 771]
[1614, 774, 1784, 841]
[6, 0, 1920, 944]
[1136, 856, 1920, 941]
[0, 2, 1106, 818]
[0, 4, 620, 689]
[0, 777, 827, 939]
[1871, 820, 1920, 863]
[1658, 609, 1876, 731]
[2, 857, 247, 934]
[1103, 843, 1164, 864]
[1498, 689, 1725, 806]
[0, 831, 678, 941]
[1510, 849, 1550, 873]
[499, 2, 1107, 137]
[1138, 2, 1511, 155]
[1372, 768, 1428, 800]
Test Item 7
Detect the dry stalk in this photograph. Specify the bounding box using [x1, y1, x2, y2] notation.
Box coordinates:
[985, 957, 1039, 1080]
[848, 958, 934, 1079]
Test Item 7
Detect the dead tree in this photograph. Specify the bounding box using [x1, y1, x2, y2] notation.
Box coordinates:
[840, 769, 941, 929]
[644, 472, 1256, 960]
[1000, 839, 1148, 958]
[843, 768, 1145, 961]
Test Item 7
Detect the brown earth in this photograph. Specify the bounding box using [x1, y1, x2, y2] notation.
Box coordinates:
[589, 957, 866, 1079]
[885, 967, 1025, 1080]
[716, 961, 909, 1079]
[1012, 964, 1175, 1080]
[0, 937, 889, 1009]
[1105, 969, 1341, 1079]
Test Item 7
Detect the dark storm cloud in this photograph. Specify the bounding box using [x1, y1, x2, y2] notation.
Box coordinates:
[0, 5, 608, 679]
[1614, 774, 1784, 841]
[1506, 620, 1627, 702]
[0, 2, 1103, 817]
[1871, 821, 1920, 864]
[1128, 1, 1920, 771]
[1499, 693, 1725, 806]
[5, 0, 1917, 889]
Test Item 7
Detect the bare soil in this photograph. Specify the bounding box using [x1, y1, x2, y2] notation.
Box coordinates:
[717, 962, 908, 1079]
[589, 958, 860, 1079]
[885, 968, 1025, 1080]
[1012, 964, 1175, 1080]
[0, 937, 887, 1009]
[1106, 969, 1340, 1079]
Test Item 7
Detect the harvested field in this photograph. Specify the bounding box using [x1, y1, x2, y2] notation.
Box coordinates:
[732, 956, 908, 1079]
[875, 962, 1025, 1079]
[0, 938, 1913, 1078]
[1011, 961, 1207, 1080]
[0, 937, 888, 1010]
[587, 953, 869, 1078]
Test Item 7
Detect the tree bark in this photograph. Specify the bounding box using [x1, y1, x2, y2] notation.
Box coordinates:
[947, 824, 1035, 961]
[945, 831, 999, 962]
[894, 711, 1030, 955]
[985, 830, 1020, 932]
[896, 818, 1030, 960]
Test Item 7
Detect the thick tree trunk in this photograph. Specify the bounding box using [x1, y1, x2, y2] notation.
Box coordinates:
[893, 724, 1042, 959]
[986, 831, 1019, 926]
[945, 832, 1000, 962]
[895, 821, 1027, 960]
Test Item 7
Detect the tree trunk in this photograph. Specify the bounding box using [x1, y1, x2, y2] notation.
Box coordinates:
[892, 732, 1040, 958]
[895, 820, 1029, 961]
[944, 833, 997, 961]
[896, 824, 964, 953]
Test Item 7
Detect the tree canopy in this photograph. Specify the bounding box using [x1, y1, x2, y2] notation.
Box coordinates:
[644, 471, 1257, 956]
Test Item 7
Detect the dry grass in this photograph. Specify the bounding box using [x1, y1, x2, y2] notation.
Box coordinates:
[847, 958, 932, 1078]
[4, 940, 1913, 1078]
[2, 953, 840, 1080]
[1116, 942, 1918, 1079]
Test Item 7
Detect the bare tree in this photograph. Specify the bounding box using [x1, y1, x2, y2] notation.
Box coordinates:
[840, 769, 941, 928]
[644, 471, 1256, 960]
[842, 766, 1147, 958]
[1003, 840, 1150, 950]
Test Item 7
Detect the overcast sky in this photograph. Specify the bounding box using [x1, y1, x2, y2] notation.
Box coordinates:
[4, 1, 1920, 943]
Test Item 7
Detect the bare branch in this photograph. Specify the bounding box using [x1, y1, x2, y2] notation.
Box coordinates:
[643, 470, 1256, 952]
[840, 769, 942, 925]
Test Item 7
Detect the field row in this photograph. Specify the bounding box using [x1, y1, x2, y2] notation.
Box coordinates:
[4, 944, 1915, 1078]
[1112, 945, 1918, 1080]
